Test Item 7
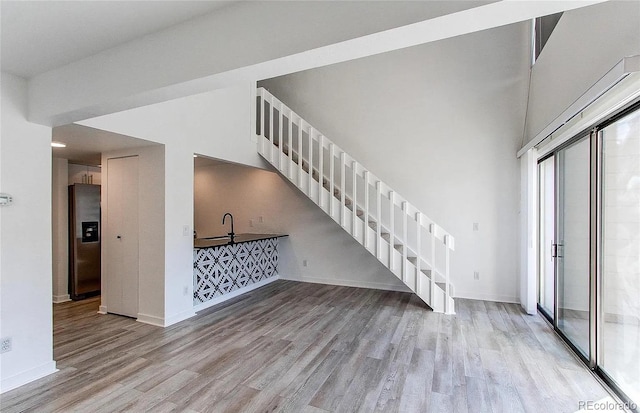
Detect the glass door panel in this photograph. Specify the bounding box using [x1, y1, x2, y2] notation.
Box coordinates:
[538, 156, 555, 318]
[557, 136, 591, 358]
[600, 108, 640, 404]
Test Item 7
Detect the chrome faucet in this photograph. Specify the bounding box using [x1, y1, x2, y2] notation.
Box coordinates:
[222, 213, 235, 243]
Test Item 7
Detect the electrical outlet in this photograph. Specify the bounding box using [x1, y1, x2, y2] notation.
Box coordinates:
[249, 219, 254, 228]
[303, 259, 308, 267]
[474, 271, 480, 280]
[259, 216, 264, 223]
[183, 286, 189, 296]
[182, 225, 190, 237]
[1, 337, 12, 353]
[473, 222, 479, 231]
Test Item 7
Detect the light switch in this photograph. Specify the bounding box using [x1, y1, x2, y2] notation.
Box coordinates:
[0, 193, 13, 206]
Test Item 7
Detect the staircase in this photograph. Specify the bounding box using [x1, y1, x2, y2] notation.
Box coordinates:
[256, 88, 455, 314]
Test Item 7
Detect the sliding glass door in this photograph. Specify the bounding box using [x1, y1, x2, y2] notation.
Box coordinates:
[536, 102, 639, 410]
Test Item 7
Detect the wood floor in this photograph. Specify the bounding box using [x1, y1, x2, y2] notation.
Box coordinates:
[1, 280, 610, 412]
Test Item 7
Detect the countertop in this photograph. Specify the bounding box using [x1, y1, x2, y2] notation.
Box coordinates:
[194, 233, 288, 249]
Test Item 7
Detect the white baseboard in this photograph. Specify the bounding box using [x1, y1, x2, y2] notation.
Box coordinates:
[52, 294, 71, 303]
[454, 290, 519, 304]
[280, 274, 411, 293]
[194, 275, 280, 313]
[136, 313, 165, 327]
[0, 361, 57, 394]
[97, 305, 107, 314]
[164, 309, 197, 327]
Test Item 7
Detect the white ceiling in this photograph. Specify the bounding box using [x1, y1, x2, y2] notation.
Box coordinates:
[4, 1, 596, 164]
[1, 1, 502, 80]
[9, 0, 489, 164]
[52, 124, 159, 165]
[1, 0, 236, 78]
[4, 1, 234, 164]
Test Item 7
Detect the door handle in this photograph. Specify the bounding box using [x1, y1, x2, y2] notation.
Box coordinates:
[552, 243, 563, 258]
[557, 243, 563, 258]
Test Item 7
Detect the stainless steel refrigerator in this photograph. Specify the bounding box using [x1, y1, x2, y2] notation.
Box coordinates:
[68, 184, 101, 300]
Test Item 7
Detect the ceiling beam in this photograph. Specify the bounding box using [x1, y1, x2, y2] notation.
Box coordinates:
[28, 0, 606, 127]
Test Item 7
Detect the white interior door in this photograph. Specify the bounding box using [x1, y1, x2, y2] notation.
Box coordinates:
[106, 156, 139, 318]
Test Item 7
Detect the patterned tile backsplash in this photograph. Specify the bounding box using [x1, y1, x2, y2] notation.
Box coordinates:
[193, 238, 279, 305]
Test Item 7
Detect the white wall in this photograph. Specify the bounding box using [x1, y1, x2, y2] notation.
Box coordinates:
[0, 72, 56, 393]
[260, 22, 531, 302]
[524, 1, 640, 144]
[101, 145, 166, 325]
[80, 83, 258, 325]
[52, 158, 69, 303]
[194, 162, 408, 291]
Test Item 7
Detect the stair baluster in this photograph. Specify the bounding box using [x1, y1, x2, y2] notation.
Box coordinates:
[376, 181, 382, 260]
[416, 212, 422, 294]
[269, 95, 275, 164]
[402, 201, 407, 283]
[389, 191, 395, 270]
[297, 118, 303, 188]
[308, 125, 313, 200]
[351, 161, 357, 237]
[364, 171, 370, 249]
[430, 223, 436, 306]
[329, 143, 335, 218]
[288, 109, 293, 180]
[319, 135, 324, 210]
[278, 101, 283, 171]
[259, 88, 265, 153]
[340, 152, 346, 227]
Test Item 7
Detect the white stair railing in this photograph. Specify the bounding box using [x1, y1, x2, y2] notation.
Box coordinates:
[256, 87, 456, 314]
